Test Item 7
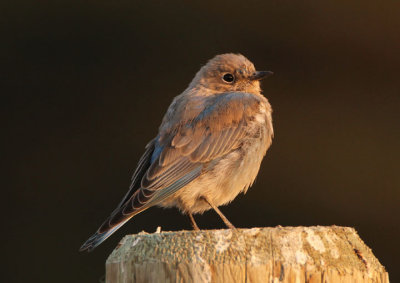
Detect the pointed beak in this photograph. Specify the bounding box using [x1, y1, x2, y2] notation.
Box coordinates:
[250, 71, 274, 81]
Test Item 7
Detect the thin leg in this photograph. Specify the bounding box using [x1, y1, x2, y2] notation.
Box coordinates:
[188, 212, 200, 231]
[202, 196, 236, 229]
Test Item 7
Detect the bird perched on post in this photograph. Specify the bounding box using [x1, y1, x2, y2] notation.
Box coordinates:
[80, 53, 274, 252]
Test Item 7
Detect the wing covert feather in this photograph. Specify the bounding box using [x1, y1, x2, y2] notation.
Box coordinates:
[131, 92, 263, 211]
[81, 92, 265, 252]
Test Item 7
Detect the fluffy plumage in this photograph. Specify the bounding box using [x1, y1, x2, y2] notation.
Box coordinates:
[80, 53, 273, 252]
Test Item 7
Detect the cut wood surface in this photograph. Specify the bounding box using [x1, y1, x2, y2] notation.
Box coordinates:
[106, 226, 389, 282]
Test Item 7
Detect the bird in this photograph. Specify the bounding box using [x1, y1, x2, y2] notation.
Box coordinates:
[79, 53, 274, 252]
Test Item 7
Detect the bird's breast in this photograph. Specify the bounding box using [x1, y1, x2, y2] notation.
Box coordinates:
[158, 100, 273, 214]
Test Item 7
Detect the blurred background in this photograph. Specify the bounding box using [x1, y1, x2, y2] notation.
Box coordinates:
[2, 0, 399, 282]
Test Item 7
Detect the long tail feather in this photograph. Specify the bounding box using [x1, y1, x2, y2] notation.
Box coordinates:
[79, 218, 131, 252]
[79, 166, 202, 252]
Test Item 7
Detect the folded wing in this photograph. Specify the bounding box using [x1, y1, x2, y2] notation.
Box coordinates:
[79, 92, 263, 251]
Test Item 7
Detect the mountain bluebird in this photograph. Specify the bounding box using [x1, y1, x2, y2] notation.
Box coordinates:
[80, 53, 274, 251]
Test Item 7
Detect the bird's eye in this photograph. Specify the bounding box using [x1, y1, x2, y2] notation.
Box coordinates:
[222, 73, 235, 83]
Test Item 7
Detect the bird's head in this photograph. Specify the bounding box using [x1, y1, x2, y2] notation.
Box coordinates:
[189, 53, 273, 95]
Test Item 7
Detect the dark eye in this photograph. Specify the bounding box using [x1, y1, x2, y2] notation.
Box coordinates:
[222, 73, 235, 83]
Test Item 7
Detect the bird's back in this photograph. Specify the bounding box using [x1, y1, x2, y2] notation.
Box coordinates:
[79, 53, 274, 252]
[156, 91, 273, 213]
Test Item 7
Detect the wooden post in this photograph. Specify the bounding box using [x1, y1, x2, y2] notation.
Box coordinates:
[106, 226, 389, 282]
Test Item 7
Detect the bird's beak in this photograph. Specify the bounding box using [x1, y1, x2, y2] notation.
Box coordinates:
[250, 71, 274, 81]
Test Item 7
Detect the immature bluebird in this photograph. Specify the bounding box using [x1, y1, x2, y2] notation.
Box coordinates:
[80, 53, 274, 252]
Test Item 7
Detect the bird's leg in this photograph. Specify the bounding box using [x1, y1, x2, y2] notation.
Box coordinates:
[188, 212, 200, 231]
[202, 196, 236, 229]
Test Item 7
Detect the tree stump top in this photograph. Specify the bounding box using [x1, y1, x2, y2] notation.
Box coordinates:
[106, 226, 389, 282]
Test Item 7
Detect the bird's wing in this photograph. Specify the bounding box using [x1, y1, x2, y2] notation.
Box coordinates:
[116, 139, 156, 208]
[79, 92, 263, 251]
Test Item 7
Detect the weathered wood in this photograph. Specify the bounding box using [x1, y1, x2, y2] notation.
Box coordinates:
[106, 226, 389, 282]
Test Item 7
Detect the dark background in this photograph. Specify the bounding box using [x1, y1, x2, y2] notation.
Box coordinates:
[3, 0, 399, 282]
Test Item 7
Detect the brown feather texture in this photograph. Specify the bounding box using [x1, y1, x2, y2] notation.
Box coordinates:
[80, 53, 274, 252]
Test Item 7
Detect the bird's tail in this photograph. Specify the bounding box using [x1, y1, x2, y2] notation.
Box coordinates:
[79, 217, 131, 252]
[80, 164, 202, 252]
[79, 189, 154, 252]
[80, 182, 154, 251]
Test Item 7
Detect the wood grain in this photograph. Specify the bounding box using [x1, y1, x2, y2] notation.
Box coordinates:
[106, 226, 389, 282]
